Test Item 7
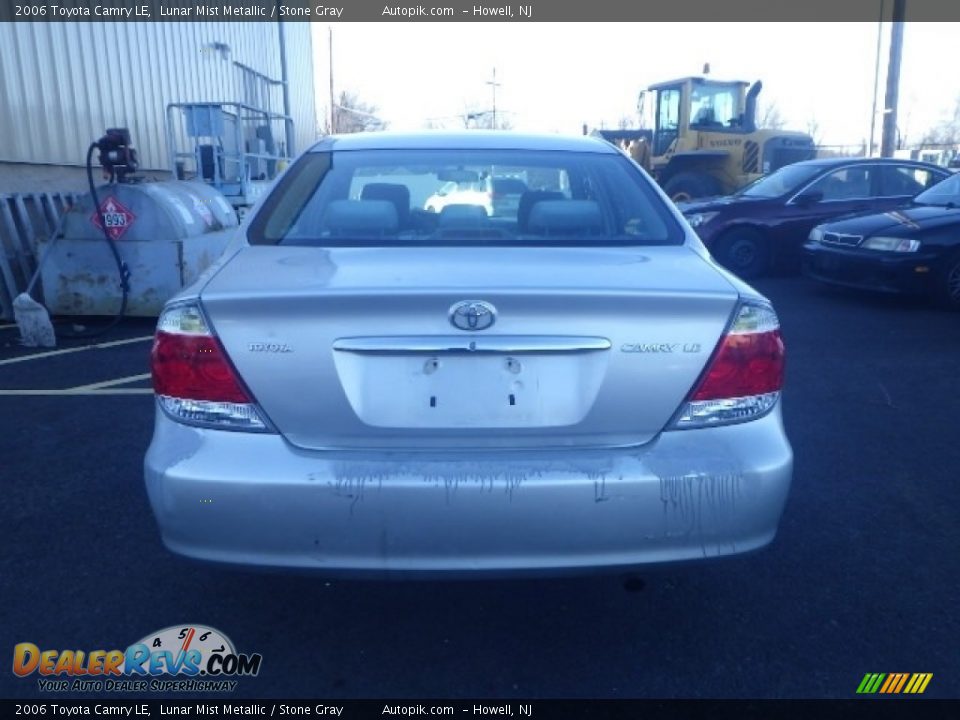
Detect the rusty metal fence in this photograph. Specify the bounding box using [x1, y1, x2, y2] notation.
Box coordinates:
[0, 192, 78, 320]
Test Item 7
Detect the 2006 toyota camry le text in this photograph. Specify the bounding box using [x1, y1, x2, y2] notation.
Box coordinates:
[144, 132, 792, 577]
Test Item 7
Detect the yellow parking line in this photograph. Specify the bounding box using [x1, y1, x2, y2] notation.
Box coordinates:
[0, 388, 153, 396]
[70, 373, 152, 391]
[0, 335, 153, 366]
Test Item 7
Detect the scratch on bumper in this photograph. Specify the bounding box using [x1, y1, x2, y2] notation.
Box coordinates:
[144, 405, 792, 574]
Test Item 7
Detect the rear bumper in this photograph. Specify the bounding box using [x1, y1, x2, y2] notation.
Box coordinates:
[144, 405, 793, 577]
[802, 241, 937, 295]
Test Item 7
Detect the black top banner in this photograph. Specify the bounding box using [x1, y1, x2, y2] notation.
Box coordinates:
[2, 0, 960, 22]
[3, 700, 960, 719]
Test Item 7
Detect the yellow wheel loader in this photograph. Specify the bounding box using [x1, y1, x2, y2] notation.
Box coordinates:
[595, 77, 816, 201]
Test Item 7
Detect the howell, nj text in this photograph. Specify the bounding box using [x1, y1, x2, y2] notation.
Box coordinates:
[469, 5, 533, 17]
[472, 706, 533, 716]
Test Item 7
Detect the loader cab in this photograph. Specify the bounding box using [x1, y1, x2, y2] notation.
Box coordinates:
[644, 78, 751, 156]
[623, 75, 810, 201]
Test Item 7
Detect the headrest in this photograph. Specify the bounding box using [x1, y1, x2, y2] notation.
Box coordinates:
[526, 200, 603, 235]
[438, 204, 489, 228]
[360, 183, 411, 220]
[322, 200, 399, 235]
[517, 190, 565, 230]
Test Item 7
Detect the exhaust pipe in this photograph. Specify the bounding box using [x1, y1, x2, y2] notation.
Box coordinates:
[744, 81, 763, 132]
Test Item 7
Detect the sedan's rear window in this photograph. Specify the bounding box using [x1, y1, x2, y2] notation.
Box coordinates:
[913, 170, 960, 207]
[248, 149, 684, 247]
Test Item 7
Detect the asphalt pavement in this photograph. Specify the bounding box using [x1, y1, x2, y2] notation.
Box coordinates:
[1, 276, 957, 700]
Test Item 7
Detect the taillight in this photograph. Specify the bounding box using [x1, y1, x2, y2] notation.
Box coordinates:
[151, 303, 269, 431]
[670, 302, 784, 429]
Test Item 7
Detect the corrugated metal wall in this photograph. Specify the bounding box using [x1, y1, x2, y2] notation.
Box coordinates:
[0, 22, 317, 170]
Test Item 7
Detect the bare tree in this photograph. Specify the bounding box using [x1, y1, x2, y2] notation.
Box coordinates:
[757, 101, 786, 130]
[919, 94, 960, 149]
[329, 91, 386, 134]
[805, 116, 823, 147]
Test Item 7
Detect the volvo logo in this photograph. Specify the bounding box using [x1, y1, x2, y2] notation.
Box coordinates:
[449, 301, 497, 332]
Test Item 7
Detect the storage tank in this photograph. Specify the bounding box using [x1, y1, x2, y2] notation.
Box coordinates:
[37, 181, 239, 316]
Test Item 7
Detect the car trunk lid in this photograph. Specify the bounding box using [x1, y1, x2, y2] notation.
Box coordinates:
[199, 245, 739, 450]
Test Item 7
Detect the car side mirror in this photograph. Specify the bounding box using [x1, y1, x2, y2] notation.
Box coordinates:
[794, 190, 823, 205]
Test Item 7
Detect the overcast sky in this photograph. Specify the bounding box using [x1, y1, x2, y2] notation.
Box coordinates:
[311, 22, 958, 147]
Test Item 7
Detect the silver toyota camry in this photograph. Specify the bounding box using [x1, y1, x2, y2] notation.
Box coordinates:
[145, 131, 792, 576]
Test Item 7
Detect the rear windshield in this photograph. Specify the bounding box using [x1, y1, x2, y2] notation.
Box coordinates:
[248, 148, 685, 247]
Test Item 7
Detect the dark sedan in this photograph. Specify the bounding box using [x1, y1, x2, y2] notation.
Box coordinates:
[802, 170, 960, 309]
[677, 158, 950, 278]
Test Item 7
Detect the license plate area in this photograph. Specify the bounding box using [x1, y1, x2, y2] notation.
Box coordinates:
[333, 351, 607, 429]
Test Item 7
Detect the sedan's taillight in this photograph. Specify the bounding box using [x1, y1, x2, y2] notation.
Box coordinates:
[670, 302, 784, 429]
[151, 303, 269, 431]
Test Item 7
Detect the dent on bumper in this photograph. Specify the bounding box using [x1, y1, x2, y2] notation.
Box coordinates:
[144, 406, 793, 576]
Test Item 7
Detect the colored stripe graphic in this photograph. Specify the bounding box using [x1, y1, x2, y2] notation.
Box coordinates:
[856, 673, 883, 694]
[880, 673, 906, 693]
[892, 673, 910, 693]
[905, 673, 933, 694]
[857, 673, 932, 694]
[879, 674, 896, 693]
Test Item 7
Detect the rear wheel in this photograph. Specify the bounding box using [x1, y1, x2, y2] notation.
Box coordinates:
[935, 252, 960, 310]
[662, 172, 723, 202]
[715, 227, 770, 279]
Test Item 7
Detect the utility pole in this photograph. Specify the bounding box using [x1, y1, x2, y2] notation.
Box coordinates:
[486, 68, 501, 128]
[328, 27, 336, 134]
[868, 0, 885, 156]
[881, 0, 906, 157]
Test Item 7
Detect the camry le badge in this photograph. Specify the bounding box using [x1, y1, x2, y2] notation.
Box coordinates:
[449, 301, 497, 332]
[621, 342, 702, 353]
[248, 342, 292, 353]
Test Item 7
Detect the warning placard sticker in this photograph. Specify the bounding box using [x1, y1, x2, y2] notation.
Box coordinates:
[90, 196, 137, 240]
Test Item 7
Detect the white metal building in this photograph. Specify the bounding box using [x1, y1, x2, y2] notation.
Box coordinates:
[0, 22, 317, 192]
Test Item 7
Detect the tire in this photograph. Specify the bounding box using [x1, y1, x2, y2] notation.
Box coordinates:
[935, 252, 960, 310]
[662, 172, 723, 203]
[714, 227, 770, 279]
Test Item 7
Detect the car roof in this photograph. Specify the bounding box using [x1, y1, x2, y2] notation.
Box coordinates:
[786, 156, 947, 171]
[307, 131, 620, 154]
[648, 76, 750, 90]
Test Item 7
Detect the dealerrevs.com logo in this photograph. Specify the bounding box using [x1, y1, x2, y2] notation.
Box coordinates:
[13, 625, 262, 693]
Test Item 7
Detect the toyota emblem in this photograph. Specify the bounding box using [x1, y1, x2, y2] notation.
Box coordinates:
[449, 301, 497, 332]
